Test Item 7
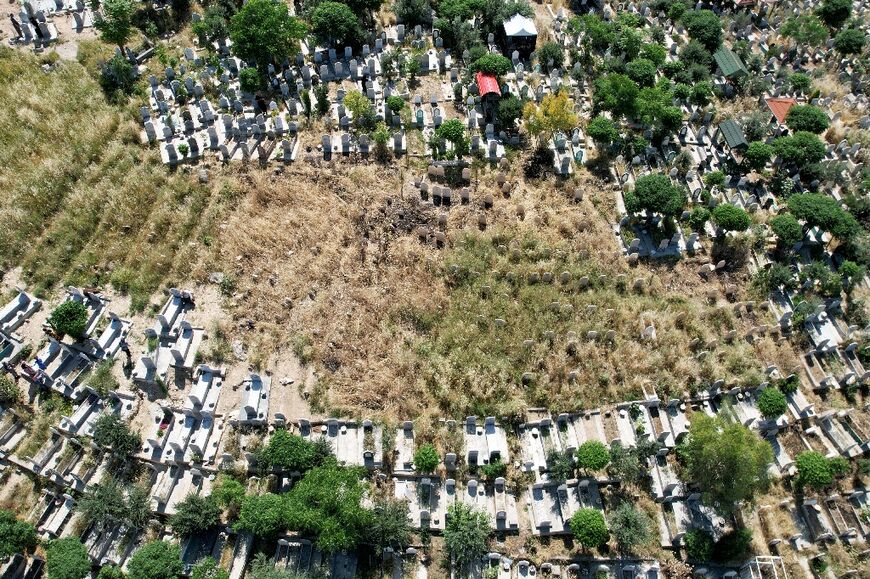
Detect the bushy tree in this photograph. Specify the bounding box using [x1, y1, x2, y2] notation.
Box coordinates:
[593, 73, 639, 119]
[192, 5, 230, 48]
[211, 475, 246, 517]
[786, 105, 830, 134]
[773, 131, 826, 166]
[640, 42, 667, 66]
[683, 529, 713, 561]
[625, 174, 685, 218]
[413, 443, 440, 472]
[586, 115, 619, 147]
[536, 42, 564, 73]
[386, 95, 405, 114]
[497, 94, 523, 131]
[258, 429, 332, 473]
[687, 207, 710, 231]
[92, 413, 141, 457]
[626, 58, 657, 87]
[434, 118, 469, 156]
[46, 537, 91, 579]
[392, 0, 432, 27]
[170, 494, 221, 537]
[816, 0, 851, 28]
[366, 497, 411, 553]
[770, 213, 803, 247]
[239, 68, 260, 93]
[48, 300, 88, 338]
[235, 493, 287, 538]
[229, 0, 306, 72]
[576, 441, 610, 472]
[0, 509, 37, 559]
[311, 2, 364, 47]
[683, 414, 773, 515]
[788, 193, 862, 241]
[712, 204, 751, 233]
[98, 565, 124, 579]
[285, 465, 373, 552]
[444, 502, 490, 572]
[96, 0, 134, 51]
[788, 73, 812, 94]
[127, 541, 183, 579]
[472, 53, 511, 76]
[744, 141, 773, 171]
[608, 503, 652, 553]
[834, 28, 866, 54]
[781, 15, 828, 47]
[681, 10, 723, 51]
[99, 54, 136, 103]
[523, 90, 578, 145]
[795, 451, 837, 489]
[569, 508, 608, 550]
[757, 388, 788, 419]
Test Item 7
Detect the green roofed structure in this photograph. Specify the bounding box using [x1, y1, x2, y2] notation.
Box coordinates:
[716, 119, 748, 153]
[713, 47, 748, 79]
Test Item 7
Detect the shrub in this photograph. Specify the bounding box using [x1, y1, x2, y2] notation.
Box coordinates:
[259, 429, 333, 473]
[569, 508, 608, 549]
[48, 300, 89, 338]
[413, 443, 440, 472]
[497, 94, 523, 131]
[235, 493, 287, 538]
[211, 475, 246, 517]
[683, 528, 714, 561]
[0, 375, 19, 405]
[608, 503, 652, 553]
[46, 537, 91, 579]
[366, 496, 411, 553]
[239, 68, 260, 93]
[712, 528, 753, 562]
[796, 451, 834, 489]
[444, 502, 490, 571]
[828, 456, 850, 478]
[702, 170, 725, 188]
[546, 449, 575, 481]
[586, 115, 620, 147]
[472, 53, 512, 76]
[770, 213, 803, 247]
[481, 458, 507, 479]
[536, 42, 564, 72]
[127, 541, 184, 579]
[834, 28, 865, 54]
[386, 95, 405, 114]
[99, 54, 136, 102]
[757, 388, 787, 419]
[190, 558, 228, 579]
[92, 413, 141, 457]
[576, 441, 610, 472]
[625, 173, 686, 217]
[712, 204, 751, 233]
[788, 73, 812, 94]
[687, 207, 710, 231]
[777, 374, 800, 395]
[0, 509, 37, 559]
[785, 105, 830, 134]
[744, 141, 774, 171]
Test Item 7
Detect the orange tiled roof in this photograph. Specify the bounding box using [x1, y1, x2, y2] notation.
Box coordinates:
[765, 97, 797, 124]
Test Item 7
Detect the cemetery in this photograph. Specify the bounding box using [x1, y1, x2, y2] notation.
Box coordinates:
[0, 0, 869, 577]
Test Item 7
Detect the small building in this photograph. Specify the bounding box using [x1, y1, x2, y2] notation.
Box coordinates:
[713, 47, 748, 80]
[764, 97, 797, 125]
[503, 13, 537, 58]
[715, 119, 748, 155]
[475, 71, 501, 123]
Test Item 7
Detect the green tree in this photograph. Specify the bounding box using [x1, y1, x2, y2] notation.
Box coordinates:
[781, 15, 828, 47]
[434, 119, 469, 156]
[413, 443, 440, 472]
[285, 465, 373, 552]
[78, 478, 127, 530]
[625, 173, 685, 218]
[608, 503, 652, 554]
[785, 105, 830, 134]
[96, 0, 134, 51]
[127, 541, 183, 579]
[773, 131, 826, 166]
[683, 414, 773, 515]
[311, 2, 364, 47]
[170, 494, 221, 537]
[640, 43, 667, 66]
[744, 141, 773, 171]
[586, 115, 619, 148]
[190, 557, 229, 579]
[235, 493, 287, 538]
[536, 42, 564, 73]
[48, 300, 89, 338]
[192, 6, 230, 49]
[788, 193, 862, 241]
[575, 441, 610, 472]
[444, 502, 490, 572]
[239, 68, 260, 93]
[834, 28, 866, 54]
[472, 53, 512, 76]
[0, 509, 37, 559]
[259, 429, 332, 473]
[46, 537, 91, 579]
[393, 0, 433, 27]
[770, 213, 803, 247]
[795, 451, 835, 489]
[681, 10, 723, 51]
[816, 0, 851, 28]
[683, 529, 713, 561]
[569, 508, 608, 550]
[92, 413, 141, 457]
[712, 204, 751, 233]
[593, 73, 639, 119]
[367, 497, 411, 553]
[626, 58, 657, 87]
[788, 73, 812, 94]
[386, 95, 405, 114]
[839, 260, 866, 293]
[635, 86, 682, 134]
[690, 81, 713, 106]
[229, 0, 307, 73]
[713, 528, 753, 562]
[757, 388, 788, 419]
[212, 475, 246, 517]
[99, 54, 136, 103]
[497, 94, 523, 132]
